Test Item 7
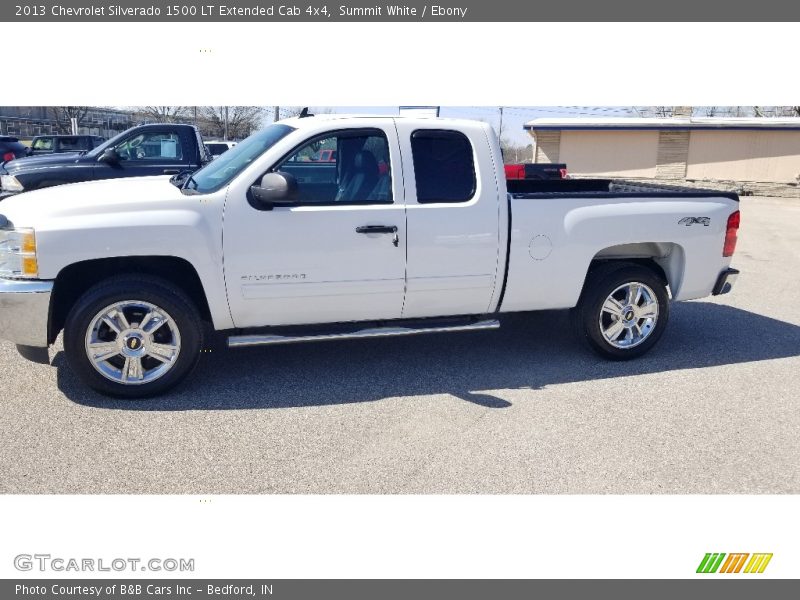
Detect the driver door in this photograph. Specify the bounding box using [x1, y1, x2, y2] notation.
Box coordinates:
[223, 123, 408, 328]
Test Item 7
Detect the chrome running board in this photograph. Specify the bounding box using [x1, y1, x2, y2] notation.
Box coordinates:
[228, 319, 500, 348]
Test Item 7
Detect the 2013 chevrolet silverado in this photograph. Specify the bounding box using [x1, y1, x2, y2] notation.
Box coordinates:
[0, 115, 740, 398]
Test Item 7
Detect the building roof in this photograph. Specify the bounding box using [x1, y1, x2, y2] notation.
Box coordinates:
[524, 117, 800, 131]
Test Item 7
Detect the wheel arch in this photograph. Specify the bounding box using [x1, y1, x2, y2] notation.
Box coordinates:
[586, 242, 685, 298]
[49, 256, 212, 345]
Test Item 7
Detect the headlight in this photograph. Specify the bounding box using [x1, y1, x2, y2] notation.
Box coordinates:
[0, 227, 38, 277]
[0, 175, 24, 192]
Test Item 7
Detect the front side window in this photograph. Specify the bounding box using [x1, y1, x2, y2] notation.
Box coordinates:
[114, 132, 184, 161]
[410, 130, 476, 203]
[189, 124, 295, 194]
[275, 129, 392, 204]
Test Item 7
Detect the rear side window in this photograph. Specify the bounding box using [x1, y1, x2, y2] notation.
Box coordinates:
[57, 137, 85, 151]
[410, 130, 476, 203]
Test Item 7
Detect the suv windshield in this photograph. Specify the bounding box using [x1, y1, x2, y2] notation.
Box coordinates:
[187, 124, 295, 194]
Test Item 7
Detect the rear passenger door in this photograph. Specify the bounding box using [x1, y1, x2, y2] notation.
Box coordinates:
[395, 122, 503, 318]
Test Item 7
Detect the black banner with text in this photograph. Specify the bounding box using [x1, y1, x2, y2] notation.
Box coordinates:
[4, 580, 800, 600]
[3, 0, 800, 22]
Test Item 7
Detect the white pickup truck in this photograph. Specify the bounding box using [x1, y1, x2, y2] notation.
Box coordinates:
[0, 115, 740, 398]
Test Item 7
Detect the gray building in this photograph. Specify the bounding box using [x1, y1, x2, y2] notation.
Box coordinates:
[0, 107, 135, 139]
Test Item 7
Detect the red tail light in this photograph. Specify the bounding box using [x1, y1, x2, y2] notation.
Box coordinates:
[504, 164, 525, 180]
[723, 210, 740, 257]
[559, 167, 568, 179]
[2, 152, 14, 162]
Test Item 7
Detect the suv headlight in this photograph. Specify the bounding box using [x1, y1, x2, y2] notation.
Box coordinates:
[0, 227, 38, 277]
[0, 175, 24, 192]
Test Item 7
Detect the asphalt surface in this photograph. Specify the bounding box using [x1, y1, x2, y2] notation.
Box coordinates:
[1, 196, 798, 494]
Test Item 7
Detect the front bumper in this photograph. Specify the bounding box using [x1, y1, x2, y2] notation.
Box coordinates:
[0, 278, 53, 347]
[712, 268, 739, 296]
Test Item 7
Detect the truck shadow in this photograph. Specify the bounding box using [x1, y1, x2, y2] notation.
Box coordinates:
[54, 301, 800, 411]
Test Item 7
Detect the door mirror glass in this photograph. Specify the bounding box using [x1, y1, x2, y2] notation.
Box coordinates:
[249, 171, 298, 210]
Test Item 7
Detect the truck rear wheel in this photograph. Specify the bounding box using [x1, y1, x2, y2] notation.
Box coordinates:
[576, 264, 669, 360]
[63, 275, 203, 398]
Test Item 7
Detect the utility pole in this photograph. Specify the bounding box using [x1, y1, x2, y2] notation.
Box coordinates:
[223, 106, 229, 140]
[274, 106, 280, 122]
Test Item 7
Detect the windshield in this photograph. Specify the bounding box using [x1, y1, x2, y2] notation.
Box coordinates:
[187, 124, 295, 194]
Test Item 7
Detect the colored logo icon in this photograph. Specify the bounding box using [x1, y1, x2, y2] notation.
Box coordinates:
[697, 553, 773, 574]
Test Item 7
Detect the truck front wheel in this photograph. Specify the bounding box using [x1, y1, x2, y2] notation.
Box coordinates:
[63, 275, 203, 398]
[576, 264, 670, 360]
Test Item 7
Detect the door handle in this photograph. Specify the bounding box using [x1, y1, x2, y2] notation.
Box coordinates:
[163, 169, 180, 174]
[356, 225, 399, 247]
[355, 225, 397, 234]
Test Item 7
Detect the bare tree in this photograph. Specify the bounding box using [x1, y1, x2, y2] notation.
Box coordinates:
[49, 106, 90, 133]
[632, 106, 792, 118]
[200, 106, 268, 140]
[500, 138, 533, 164]
[727, 106, 749, 117]
[654, 106, 674, 118]
[775, 106, 800, 117]
[136, 106, 192, 123]
[630, 105, 800, 119]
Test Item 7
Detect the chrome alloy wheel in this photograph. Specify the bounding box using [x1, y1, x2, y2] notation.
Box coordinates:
[84, 301, 182, 385]
[598, 282, 659, 349]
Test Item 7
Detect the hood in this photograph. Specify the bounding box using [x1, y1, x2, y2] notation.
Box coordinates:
[2, 151, 85, 173]
[0, 176, 189, 228]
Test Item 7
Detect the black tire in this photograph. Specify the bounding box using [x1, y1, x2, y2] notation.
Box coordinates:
[575, 263, 670, 360]
[63, 275, 203, 398]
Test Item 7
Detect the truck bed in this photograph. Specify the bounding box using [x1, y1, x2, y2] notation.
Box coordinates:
[507, 178, 740, 202]
[500, 176, 741, 315]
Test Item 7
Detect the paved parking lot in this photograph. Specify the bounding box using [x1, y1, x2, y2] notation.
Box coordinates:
[1, 195, 798, 494]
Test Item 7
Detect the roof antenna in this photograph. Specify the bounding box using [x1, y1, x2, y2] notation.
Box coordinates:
[299, 107, 314, 118]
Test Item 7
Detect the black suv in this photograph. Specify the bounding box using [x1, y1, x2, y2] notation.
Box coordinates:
[29, 135, 105, 155]
[0, 136, 31, 163]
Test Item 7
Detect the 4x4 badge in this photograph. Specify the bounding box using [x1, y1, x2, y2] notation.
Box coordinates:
[679, 217, 711, 226]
